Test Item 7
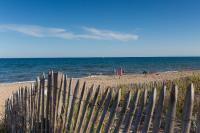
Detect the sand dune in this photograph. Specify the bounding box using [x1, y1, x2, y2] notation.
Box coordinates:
[0, 70, 200, 118]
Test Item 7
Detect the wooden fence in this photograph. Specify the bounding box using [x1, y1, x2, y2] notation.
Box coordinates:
[5, 71, 199, 133]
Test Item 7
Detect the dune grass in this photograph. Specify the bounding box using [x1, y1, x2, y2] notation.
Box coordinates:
[3, 74, 200, 132]
[115, 74, 200, 131]
[0, 117, 6, 132]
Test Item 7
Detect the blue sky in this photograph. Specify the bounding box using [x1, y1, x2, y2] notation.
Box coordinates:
[0, 0, 200, 57]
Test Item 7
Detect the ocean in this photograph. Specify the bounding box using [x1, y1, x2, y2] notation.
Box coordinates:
[0, 57, 200, 83]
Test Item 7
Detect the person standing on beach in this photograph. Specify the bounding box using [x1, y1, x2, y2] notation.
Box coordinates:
[119, 67, 123, 76]
[116, 67, 123, 79]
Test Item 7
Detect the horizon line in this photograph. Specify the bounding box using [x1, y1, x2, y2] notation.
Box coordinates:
[1, 56, 200, 59]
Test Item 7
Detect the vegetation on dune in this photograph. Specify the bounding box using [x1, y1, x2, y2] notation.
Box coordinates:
[115, 73, 200, 131]
[3, 73, 200, 132]
[0, 117, 6, 132]
[74, 73, 200, 132]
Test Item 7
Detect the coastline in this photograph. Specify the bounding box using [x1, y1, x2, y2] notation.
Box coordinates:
[0, 69, 193, 86]
[0, 70, 186, 85]
[1, 70, 200, 117]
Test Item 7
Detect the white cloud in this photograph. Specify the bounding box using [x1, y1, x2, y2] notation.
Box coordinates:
[0, 24, 138, 41]
[0, 24, 76, 39]
[83, 27, 139, 41]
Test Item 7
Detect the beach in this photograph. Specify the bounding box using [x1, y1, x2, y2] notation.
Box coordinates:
[1, 70, 200, 117]
[2, 1, 200, 131]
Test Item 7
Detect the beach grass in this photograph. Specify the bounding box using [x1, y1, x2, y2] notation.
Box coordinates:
[114, 74, 200, 130]
[2, 71, 200, 132]
[0, 117, 6, 132]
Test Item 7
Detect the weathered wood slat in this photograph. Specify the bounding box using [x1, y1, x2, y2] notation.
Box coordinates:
[29, 87, 32, 129]
[78, 85, 94, 133]
[54, 72, 63, 132]
[36, 76, 42, 132]
[32, 84, 36, 131]
[152, 85, 166, 133]
[6, 99, 11, 132]
[33, 82, 38, 132]
[66, 80, 80, 132]
[21, 87, 24, 133]
[104, 89, 121, 133]
[27, 87, 30, 131]
[52, 72, 59, 132]
[27, 87, 31, 132]
[62, 74, 67, 106]
[11, 93, 16, 133]
[49, 71, 54, 132]
[73, 82, 86, 132]
[45, 71, 53, 133]
[14, 92, 17, 129]
[11, 91, 15, 132]
[142, 87, 157, 133]
[164, 85, 178, 133]
[88, 88, 110, 133]
[56, 73, 64, 118]
[197, 95, 200, 133]
[96, 89, 112, 133]
[24, 87, 28, 132]
[35, 77, 40, 115]
[58, 74, 67, 133]
[82, 85, 100, 133]
[41, 73, 45, 133]
[113, 91, 131, 133]
[132, 89, 148, 133]
[8, 98, 11, 130]
[181, 83, 194, 133]
[62, 78, 72, 132]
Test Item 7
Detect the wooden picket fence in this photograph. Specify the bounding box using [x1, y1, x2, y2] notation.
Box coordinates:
[4, 71, 200, 133]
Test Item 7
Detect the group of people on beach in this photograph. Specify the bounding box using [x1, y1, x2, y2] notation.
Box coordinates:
[114, 68, 149, 78]
[114, 68, 125, 78]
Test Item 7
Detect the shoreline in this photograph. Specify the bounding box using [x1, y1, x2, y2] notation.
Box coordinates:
[0, 69, 195, 84]
[0, 69, 199, 85]
[1, 70, 200, 117]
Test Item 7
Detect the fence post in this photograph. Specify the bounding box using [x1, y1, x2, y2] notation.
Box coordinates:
[20, 87, 25, 133]
[58, 74, 68, 132]
[95, 89, 112, 133]
[113, 91, 131, 133]
[40, 73, 45, 133]
[45, 71, 52, 133]
[164, 85, 178, 133]
[82, 85, 100, 133]
[132, 88, 148, 133]
[142, 87, 157, 133]
[54, 72, 63, 132]
[88, 88, 110, 133]
[197, 94, 200, 133]
[152, 85, 166, 133]
[123, 89, 140, 133]
[63, 78, 72, 132]
[181, 83, 194, 133]
[104, 89, 121, 133]
[35, 76, 41, 132]
[78, 85, 94, 133]
[24, 87, 28, 132]
[73, 82, 87, 132]
[66, 80, 80, 132]
[52, 72, 59, 132]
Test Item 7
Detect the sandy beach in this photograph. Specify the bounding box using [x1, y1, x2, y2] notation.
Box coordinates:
[0, 70, 200, 118]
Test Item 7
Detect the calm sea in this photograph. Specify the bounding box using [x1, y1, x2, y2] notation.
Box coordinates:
[0, 57, 200, 83]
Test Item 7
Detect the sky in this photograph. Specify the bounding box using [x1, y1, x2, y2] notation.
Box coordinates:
[0, 0, 200, 57]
